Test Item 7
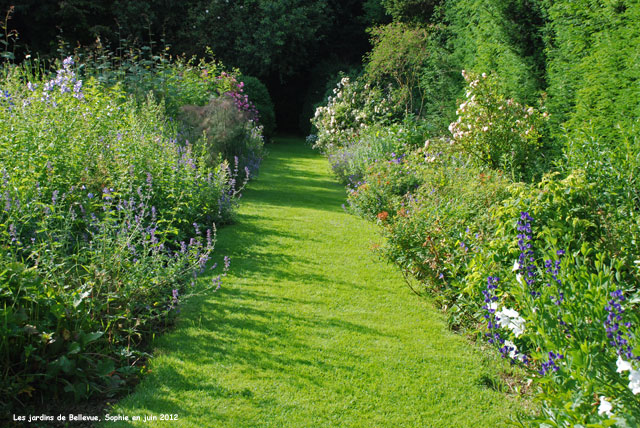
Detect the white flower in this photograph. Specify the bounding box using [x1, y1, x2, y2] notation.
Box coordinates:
[617, 356, 632, 373]
[616, 357, 640, 394]
[496, 308, 525, 337]
[512, 260, 520, 272]
[629, 369, 640, 394]
[503, 340, 518, 359]
[503, 340, 527, 362]
[487, 302, 498, 311]
[516, 273, 523, 285]
[598, 397, 613, 417]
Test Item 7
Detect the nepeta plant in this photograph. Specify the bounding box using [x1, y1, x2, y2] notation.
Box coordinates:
[0, 55, 250, 412]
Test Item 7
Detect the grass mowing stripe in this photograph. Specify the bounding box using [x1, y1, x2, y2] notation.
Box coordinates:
[101, 136, 524, 427]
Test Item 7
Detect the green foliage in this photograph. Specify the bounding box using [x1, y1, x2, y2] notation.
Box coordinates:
[0, 6, 18, 62]
[310, 76, 399, 152]
[443, 0, 546, 104]
[362, 0, 391, 25]
[544, 0, 640, 143]
[175, 0, 331, 79]
[381, 0, 441, 23]
[239, 75, 276, 139]
[76, 46, 266, 173]
[180, 97, 264, 173]
[543, 1, 640, 269]
[365, 22, 462, 134]
[448, 71, 550, 181]
[468, 207, 640, 426]
[326, 118, 432, 186]
[366, 23, 445, 118]
[347, 141, 510, 309]
[7, 0, 372, 82]
[563, 125, 640, 263]
[0, 55, 253, 412]
[0, 184, 217, 409]
[78, 47, 228, 117]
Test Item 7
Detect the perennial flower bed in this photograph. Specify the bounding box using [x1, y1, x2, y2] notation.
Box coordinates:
[312, 70, 640, 426]
[0, 56, 263, 414]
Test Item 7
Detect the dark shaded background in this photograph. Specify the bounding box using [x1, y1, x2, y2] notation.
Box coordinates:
[0, 0, 389, 132]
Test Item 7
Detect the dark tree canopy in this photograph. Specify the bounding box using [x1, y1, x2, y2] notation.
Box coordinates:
[1, 0, 380, 130]
[1, 0, 376, 79]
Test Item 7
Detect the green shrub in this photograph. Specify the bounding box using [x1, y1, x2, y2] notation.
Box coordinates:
[366, 22, 460, 129]
[380, 0, 441, 23]
[366, 23, 432, 116]
[180, 97, 264, 174]
[443, 0, 545, 104]
[345, 148, 425, 220]
[327, 118, 432, 186]
[79, 49, 230, 118]
[475, 211, 640, 427]
[561, 123, 640, 270]
[354, 144, 510, 311]
[310, 76, 398, 152]
[0, 182, 219, 409]
[0, 64, 238, 235]
[544, 0, 640, 144]
[0, 57, 246, 412]
[239, 74, 276, 139]
[448, 71, 550, 181]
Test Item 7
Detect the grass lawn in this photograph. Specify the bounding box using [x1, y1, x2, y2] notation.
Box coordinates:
[101, 136, 526, 427]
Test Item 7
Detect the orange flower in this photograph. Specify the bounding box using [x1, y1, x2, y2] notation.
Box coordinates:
[377, 211, 389, 221]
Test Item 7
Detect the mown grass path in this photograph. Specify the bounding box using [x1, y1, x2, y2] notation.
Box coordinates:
[104, 137, 522, 427]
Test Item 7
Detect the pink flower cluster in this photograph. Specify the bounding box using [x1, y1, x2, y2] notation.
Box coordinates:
[217, 72, 260, 123]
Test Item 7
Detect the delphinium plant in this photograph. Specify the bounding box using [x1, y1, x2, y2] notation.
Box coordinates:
[481, 212, 640, 427]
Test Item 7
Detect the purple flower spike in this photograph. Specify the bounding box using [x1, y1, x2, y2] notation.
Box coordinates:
[605, 289, 638, 360]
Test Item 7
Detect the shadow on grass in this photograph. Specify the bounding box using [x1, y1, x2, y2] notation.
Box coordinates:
[112, 138, 388, 423]
[242, 141, 347, 213]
